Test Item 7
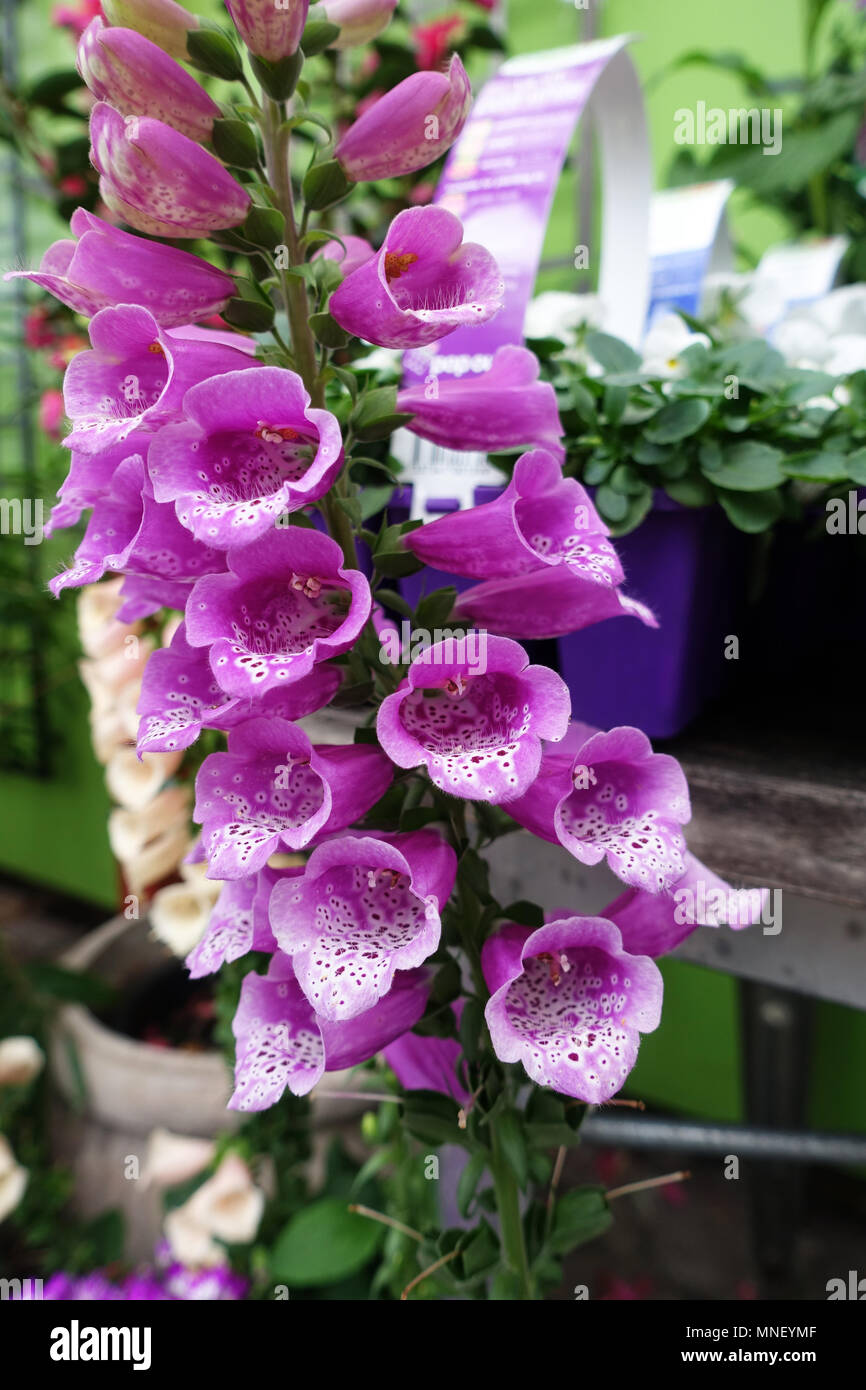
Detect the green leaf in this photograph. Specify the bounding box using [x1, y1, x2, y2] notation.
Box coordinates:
[186, 27, 244, 81]
[250, 51, 304, 101]
[707, 441, 785, 491]
[212, 118, 259, 168]
[457, 1152, 488, 1219]
[845, 447, 866, 485]
[664, 474, 714, 507]
[548, 1186, 612, 1255]
[645, 397, 711, 443]
[458, 998, 485, 1063]
[583, 456, 613, 486]
[632, 439, 669, 465]
[242, 204, 285, 246]
[716, 487, 785, 532]
[302, 159, 354, 212]
[301, 18, 341, 55]
[23, 961, 116, 1010]
[594, 483, 629, 522]
[781, 450, 848, 483]
[222, 297, 275, 331]
[500, 900, 544, 928]
[270, 1198, 384, 1286]
[402, 1089, 464, 1146]
[495, 1111, 529, 1190]
[602, 385, 629, 424]
[415, 588, 457, 629]
[309, 312, 350, 349]
[586, 331, 642, 374]
[373, 549, 424, 578]
[359, 485, 394, 521]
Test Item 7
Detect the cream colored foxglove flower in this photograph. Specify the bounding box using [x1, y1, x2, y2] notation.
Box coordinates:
[142, 1127, 215, 1189]
[0, 1135, 28, 1222]
[0, 1036, 44, 1087]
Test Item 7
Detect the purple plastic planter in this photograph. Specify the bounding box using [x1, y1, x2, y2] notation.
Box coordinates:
[558, 494, 751, 739]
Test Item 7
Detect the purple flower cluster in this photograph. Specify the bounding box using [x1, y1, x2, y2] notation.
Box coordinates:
[10, 0, 766, 1116]
[19, 1262, 247, 1301]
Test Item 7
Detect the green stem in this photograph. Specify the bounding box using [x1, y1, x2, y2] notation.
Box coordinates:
[489, 1120, 534, 1299]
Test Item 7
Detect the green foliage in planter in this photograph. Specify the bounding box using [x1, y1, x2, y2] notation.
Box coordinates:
[521, 325, 866, 535]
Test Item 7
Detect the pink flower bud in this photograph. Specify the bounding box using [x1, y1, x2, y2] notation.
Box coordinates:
[78, 17, 220, 142]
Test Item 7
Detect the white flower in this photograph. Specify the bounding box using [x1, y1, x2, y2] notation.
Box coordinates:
[163, 1153, 264, 1268]
[143, 1128, 215, 1189]
[0, 1135, 28, 1222]
[701, 271, 787, 340]
[76, 579, 131, 658]
[149, 881, 213, 957]
[641, 313, 710, 378]
[523, 291, 603, 343]
[104, 747, 183, 811]
[0, 1036, 44, 1087]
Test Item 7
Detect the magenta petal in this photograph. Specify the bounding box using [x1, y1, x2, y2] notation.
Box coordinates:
[330, 205, 503, 349]
[313, 234, 375, 278]
[336, 55, 470, 181]
[453, 567, 658, 641]
[398, 345, 564, 456]
[137, 626, 237, 754]
[78, 18, 220, 141]
[606, 852, 770, 957]
[90, 101, 250, 237]
[377, 634, 570, 803]
[147, 366, 344, 547]
[484, 917, 663, 1103]
[229, 953, 325, 1108]
[225, 0, 309, 61]
[321, 967, 432, 1071]
[185, 527, 371, 699]
[383, 1018, 469, 1105]
[186, 876, 256, 979]
[269, 830, 455, 1022]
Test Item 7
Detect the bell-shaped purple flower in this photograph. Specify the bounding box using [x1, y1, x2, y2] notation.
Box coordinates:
[49, 455, 225, 596]
[229, 952, 431, 1107]
[406, 449, 624, 586]
[336, 55, 470, 181]
[78, 18, 220, 141]
[377, 635, 570, 803]
[137, 623, 341, 754]
[225, 0, 308, 60]
[148, 367, 344, 548]
[605, 853, 770, 958]
[185, 527, 371, 699]
[63, 305, 258, 455]
[329, 206, 503, 349]
[269, 830, 457, 1021]
[90, 101, 250, 237]
[194, 717, 394, 877]
[507, 722, 690, 893]
[397, 346, 564, 456]
[384, 1003, 469, 1103]
[4, 209, 235, 327]
[453, 566, 658, 642]
[187, 860, 292, 979]
[482, 917, 663, 1103]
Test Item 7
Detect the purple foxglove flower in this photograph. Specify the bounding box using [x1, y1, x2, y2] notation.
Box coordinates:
[194, 717, 394, 876]
[161, 1264, 248, 1300]
[605, 853, 770, 958]
[137, 623, 341, 754]
[102, 0, 200, 61]
[184, 528, 371, 699]
[507, 723, 690, 893]
[225, 0, 308, 60]
[482, 917, 663, 1103]
[47, 437, 144, 536]
[78, 18, 220, 141]
[321, 0, 397, 49]
[186, 870, 283, 979]
[384, 1003, 469, 1103]
[90, 101, 250, 238]
[50, 455, 225, 596]
[5, 209, 234, 327]
[229, 951, 431, 1107]
[312, 234, 375, 279]
[329, 206, 503, 349]
[397, 346, 564, 457]
[117, 571, 205, 621]
[269, 830, 457, 1021]
[148, 366, 344, 548]
[335, 55, 470, 181]
[376, 634, 570, 803]
[453, 565, 658, 641]
[63, 305, 259, 455]
[405, 449, 624, 586]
